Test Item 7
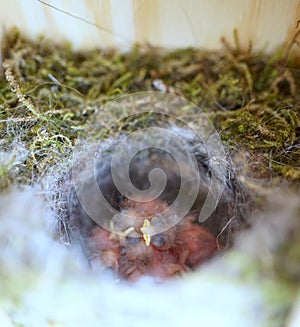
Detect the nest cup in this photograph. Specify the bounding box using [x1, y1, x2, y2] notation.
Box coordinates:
[57, 92, 251, 270]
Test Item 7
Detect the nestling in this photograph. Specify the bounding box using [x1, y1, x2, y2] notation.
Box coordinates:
[88, 197, 220, 281]
[63, 127, 248, 281]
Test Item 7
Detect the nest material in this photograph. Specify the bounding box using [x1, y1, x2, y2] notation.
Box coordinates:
[0, 27, 299, 275]
[0, 27, 299, 325]
[64, 124, 250, 252]
[0, 26, 298, 283]
[0, 29, 299, 190]
[59, 118, 253, 281]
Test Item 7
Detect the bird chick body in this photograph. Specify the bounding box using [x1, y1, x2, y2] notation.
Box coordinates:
[87, 198, 219, 281]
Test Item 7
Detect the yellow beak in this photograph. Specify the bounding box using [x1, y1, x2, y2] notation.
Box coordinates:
[140, 219, 151, 246]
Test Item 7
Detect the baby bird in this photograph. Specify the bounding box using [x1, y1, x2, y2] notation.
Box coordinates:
[62, 127, 249, 281]
[87, 197, 220, 281]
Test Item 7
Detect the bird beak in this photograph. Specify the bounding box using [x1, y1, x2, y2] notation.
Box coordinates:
[140, 219, 151, 246]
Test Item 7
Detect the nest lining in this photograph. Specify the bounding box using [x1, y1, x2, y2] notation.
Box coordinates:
[0, 28, 299, 284]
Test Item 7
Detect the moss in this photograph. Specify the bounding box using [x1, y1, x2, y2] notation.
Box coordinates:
[0, 156, 14, 190]
[0, 27, 298, 191]
[0, 27, 300, 326]
[0, 26, 299, 240]
[1, 29, 299, 192]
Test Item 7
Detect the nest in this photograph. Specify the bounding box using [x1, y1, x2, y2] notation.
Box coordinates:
[0, 27, 299, 325]
[56, 93, 252, 279]
[63, 124, 250, 248]
[1, 28, 299, 278]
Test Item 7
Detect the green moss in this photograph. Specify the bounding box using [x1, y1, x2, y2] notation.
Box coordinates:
[1, 28, 295, 226]
[0, 28, 300, 326]
[0, 28, 299, 189]
[0, 155, 15, 190]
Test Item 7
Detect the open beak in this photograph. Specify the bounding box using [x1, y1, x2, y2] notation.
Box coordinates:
[140, 219, 151, 246]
